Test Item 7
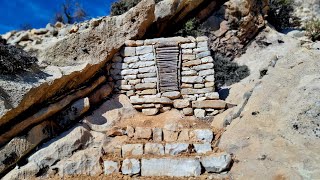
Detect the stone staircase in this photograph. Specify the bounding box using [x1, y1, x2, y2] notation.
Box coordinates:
[102, 126, 232, 177]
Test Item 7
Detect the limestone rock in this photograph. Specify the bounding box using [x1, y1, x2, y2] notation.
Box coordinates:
[152, 127, 162, 141]
[181, 87, 214, 95]
[194, 109, 206, 118]
[122, 144, 143, 157]
[50, 147, 103, 176]
[144, 143, 165, 155]
[126, 126, 135, 138]
[163, 129, 179, 142]
[107, 126, 126, 137]
[205, 92, 220, 100]
[190, 129, 214, 143]
[200, 153, 232, 173]
[162, 91, 181, 99]
[104, 160, 119, 175]
[177, 129, 190, 141]
[0, 76, 105, 146]
[194, 143, 212, 154]
[141, 158, 201, 177]
[182, 76, 204, 83]
[136, 45, 153, 55]
[134, 127, 152, 139]
[121, 159, 140, 175]
[165, 143, 190, 155]
[142, 108, 159, 116]
[173, 99, 190, 108]
[0, 121, 56, 174]
[192, 100, 226, 109]
[183, 108, 193, 116]
[130, 97, 172, 105]
[0, 0, 156, 139]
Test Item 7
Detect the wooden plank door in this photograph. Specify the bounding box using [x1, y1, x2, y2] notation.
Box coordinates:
[155, 45, 181, 92]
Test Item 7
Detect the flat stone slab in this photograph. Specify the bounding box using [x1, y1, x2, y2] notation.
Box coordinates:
[165, 143, 189, 155]
[190, 129, 214, 143]
[141, 158, 201, 177]
[200, 153, 232, 173]
[192, 100, 226, 109]
[144, 143, 165, 155]
[122, 144, 143, 157]
[193, 143, 212, 154]
[130, 97, 173, 105]
[134, 127, 152, 139]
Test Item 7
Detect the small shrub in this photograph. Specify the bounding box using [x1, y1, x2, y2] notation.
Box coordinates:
[111, 0, 162, 16]
[305, 19, 320, 41]
[214, 54, 250, 88]
[268, 0, 300, 30]
[174, 18, 207, 37]
[0, 42, 37, 75]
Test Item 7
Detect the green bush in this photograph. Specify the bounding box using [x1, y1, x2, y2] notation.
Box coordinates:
[111, 0, 162, 16]
[268, 0, 300, 30]
[213, 54, 250, 88]
[305, 19, 320, 41]
[174, 18, 207, 37]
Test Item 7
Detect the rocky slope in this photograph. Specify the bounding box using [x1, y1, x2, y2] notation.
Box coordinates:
[214, 27, 320, 179]
[0, 0, 319, 179]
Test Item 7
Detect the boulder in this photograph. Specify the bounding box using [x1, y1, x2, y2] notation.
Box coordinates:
[0, 121, 56, 174]
[50, 147, 103, 176]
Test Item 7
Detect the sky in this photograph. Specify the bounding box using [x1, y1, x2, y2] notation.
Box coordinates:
[0, 0, 118, 34]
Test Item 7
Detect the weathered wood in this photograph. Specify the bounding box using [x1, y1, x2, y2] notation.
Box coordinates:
[157, 53, 179, 56]
[156, 47, 179, 50]
[155, 45, 182, 93]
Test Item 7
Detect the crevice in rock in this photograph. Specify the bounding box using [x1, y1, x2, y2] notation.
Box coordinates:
[223, 82, 260, 127]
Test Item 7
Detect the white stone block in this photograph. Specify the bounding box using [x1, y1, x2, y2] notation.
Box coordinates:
[121, 159, 140, 175]
[136, 45, 153, 55]
[104, 160, 119, 175]
[141, 158, 201, 177]
[193, 143, 212, 154]
[200, 153, 232, 173]
[165, 143, 189, 155]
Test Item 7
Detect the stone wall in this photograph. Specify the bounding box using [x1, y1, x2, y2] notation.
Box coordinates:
[108, 36, 226, 117]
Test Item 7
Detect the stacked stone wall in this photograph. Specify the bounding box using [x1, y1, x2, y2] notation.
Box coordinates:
[108, 36, 227, 117]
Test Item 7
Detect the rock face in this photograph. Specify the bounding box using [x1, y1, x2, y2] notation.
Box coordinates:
[216, 28, 320, 179]
[203, 0, 269, 58]
[0, 0, 156, 144]
[292, 0, 320, 23]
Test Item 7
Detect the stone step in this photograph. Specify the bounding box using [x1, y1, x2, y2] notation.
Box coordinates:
[103, 153, 232, 177]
